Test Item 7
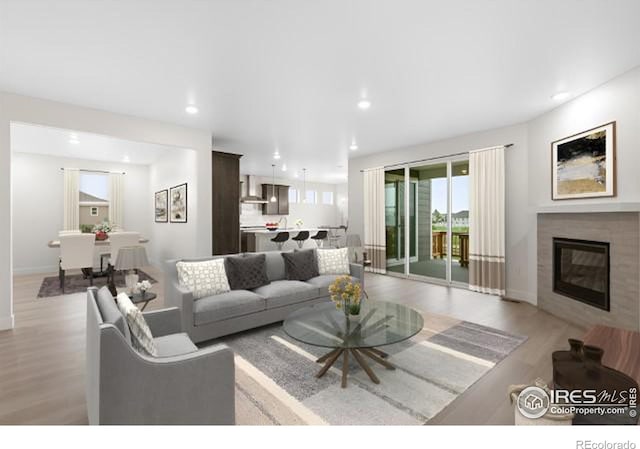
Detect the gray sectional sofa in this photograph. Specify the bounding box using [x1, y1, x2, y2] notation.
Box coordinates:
[165, 251, 364, 343]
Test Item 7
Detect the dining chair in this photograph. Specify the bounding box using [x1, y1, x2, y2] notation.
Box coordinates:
[59, 233, 96, 293]
[107, 232, 141, 291]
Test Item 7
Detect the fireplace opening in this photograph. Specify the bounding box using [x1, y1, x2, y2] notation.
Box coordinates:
[553, 238, 610, 311]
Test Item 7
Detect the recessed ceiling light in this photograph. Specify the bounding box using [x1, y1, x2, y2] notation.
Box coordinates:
[357, 99, 371, 110]
[69, 138, 79, 144]
[551, 91, 571, 101]
[349, 143, 358, 151]
[294, 172, 299, 178]
[273, 151, 281, 160]
[122, 156, 130, 163]
[281, 164, 287, 172]
[185, 105, 199, 114]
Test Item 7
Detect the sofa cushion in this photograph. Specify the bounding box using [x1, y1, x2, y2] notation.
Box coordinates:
[154, 333, 198, 357]
[193, 290, 266, 326]
[224, 254, 270, 290]
[176, 258, 231, 299]
[116, 293, 157, 356]
[281, 249, 319, 281]
[306, 275, 359, 296]
[252, 280, 319, 309]
[262, 251, 286, 281]
[96, 286, 131, 344]
[316, 248, 350, 275]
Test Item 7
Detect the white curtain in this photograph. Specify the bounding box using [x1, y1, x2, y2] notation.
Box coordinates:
[109, 173, 124, 230]
[469, 146, 506, 296]
[363, 167, 386, 273]
[63, 168, 80, 231]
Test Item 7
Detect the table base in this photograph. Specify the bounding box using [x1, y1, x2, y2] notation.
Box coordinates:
[315, 347, 395, 388]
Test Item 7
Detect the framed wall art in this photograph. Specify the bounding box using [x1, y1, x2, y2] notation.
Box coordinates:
[154, 189, 168, 223]
[170, 183, 188, 223]
[551, 122, 616, 200]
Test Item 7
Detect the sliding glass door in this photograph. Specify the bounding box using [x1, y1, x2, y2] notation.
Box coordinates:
[384, 157, 469, 285]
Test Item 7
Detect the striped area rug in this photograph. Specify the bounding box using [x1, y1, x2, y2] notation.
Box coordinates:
[211, 309, 527, 425]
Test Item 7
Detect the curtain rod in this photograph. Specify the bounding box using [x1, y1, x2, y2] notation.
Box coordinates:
[360, 143, 514, 172]
[60, 168, 126, 175]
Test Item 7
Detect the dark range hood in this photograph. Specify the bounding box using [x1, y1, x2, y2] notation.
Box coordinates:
[240, 175, 268, 204]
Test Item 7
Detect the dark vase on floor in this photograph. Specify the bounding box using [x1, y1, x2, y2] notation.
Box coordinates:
[552, 339, 639, 425]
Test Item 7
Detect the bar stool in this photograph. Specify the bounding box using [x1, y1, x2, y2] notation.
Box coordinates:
[292, 231, 310, 249]
[271, 232, 289, 250]
[310, 230, 328, 248]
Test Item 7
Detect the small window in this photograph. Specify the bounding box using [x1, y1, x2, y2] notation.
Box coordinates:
[288, 188, 298, 204]
[322, 191, 334, 205]
[304, 190, 317, 204]
[90, 207, 99, 216]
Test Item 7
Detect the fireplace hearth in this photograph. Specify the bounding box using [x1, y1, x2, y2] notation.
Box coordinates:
[553, 238, 610, 311]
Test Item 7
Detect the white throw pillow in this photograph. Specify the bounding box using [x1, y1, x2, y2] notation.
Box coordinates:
[176, 259, 231, 299]
[316, 248, 350, 275]
[116, 293, 157, 356]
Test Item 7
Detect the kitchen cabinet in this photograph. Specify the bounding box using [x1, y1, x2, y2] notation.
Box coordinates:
[212, 151, 242, 255]
[261, 184, 289, 215]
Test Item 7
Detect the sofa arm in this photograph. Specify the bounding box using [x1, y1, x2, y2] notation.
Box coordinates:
[99, 327, 235, 424]
[350, 263, 364, 286]
[143, 307, 182, 337]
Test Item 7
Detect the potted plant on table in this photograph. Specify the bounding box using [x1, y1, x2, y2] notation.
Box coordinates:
[329, 275, 363, 321]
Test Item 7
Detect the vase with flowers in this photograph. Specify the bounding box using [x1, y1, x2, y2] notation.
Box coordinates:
[92, 221, 113, 241]
[328, 275, 363, 322]
[135, 280, 152, 299]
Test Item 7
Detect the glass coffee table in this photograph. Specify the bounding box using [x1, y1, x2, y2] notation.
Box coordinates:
[283, 300, 424, 388]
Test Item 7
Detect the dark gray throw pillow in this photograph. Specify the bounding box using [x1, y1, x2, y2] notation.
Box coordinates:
[281, 249, 319, 281]
[224, 254, 270, 290]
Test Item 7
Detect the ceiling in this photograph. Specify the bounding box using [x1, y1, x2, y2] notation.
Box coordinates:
[2, 0, 640, 183]
[11, 122, 175, 165]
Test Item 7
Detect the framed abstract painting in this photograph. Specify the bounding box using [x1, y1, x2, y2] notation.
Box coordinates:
[170, 183, 188, 223]
[154, 189, 168, 223]
[551, 122, 616, 200]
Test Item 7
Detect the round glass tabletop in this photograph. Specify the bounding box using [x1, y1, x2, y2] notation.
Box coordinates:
[283, 300, 424, 349]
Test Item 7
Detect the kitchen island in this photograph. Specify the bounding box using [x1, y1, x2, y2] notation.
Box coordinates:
[241, 228, 328, 252]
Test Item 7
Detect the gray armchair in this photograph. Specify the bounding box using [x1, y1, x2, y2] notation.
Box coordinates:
[86, 286, 235, 425]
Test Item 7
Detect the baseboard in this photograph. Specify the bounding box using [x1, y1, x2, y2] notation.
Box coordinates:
[12, 265, 58, 275]
[0, 314, 15, 330]
[505, 288, 537, 305]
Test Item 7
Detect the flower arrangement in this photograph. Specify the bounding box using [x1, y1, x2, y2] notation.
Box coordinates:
[328, 275, 363, 317]
[295, 218, 304, 228]
[136, 280, 152, 295]
[92, 221, 114, 241]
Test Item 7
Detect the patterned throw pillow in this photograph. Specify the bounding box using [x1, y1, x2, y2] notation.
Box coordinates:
[116, 293, 157, 356]
[316, 247, 350, 275]
[281, 249, 319, 281]
[176, 259, 231, 299]
[224, 254, 270, 290]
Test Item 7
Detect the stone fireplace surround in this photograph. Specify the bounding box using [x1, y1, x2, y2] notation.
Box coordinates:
[537, 211, 639, 331]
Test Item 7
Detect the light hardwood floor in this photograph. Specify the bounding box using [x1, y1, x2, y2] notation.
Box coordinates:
[0, 269, 585, 425]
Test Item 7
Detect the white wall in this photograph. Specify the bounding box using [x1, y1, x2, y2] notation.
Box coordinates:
[149, 149, 199, 265]
[240, 175, 347, 228]
[0, 91, 212, 330]
[524, 65, 640, 303]
[11, 152, 151, 274]
[348, 124, 533, 303]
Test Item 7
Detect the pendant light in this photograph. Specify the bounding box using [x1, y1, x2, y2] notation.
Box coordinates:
[270, 164, 277, 202]
[302, 168, 307, 203]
